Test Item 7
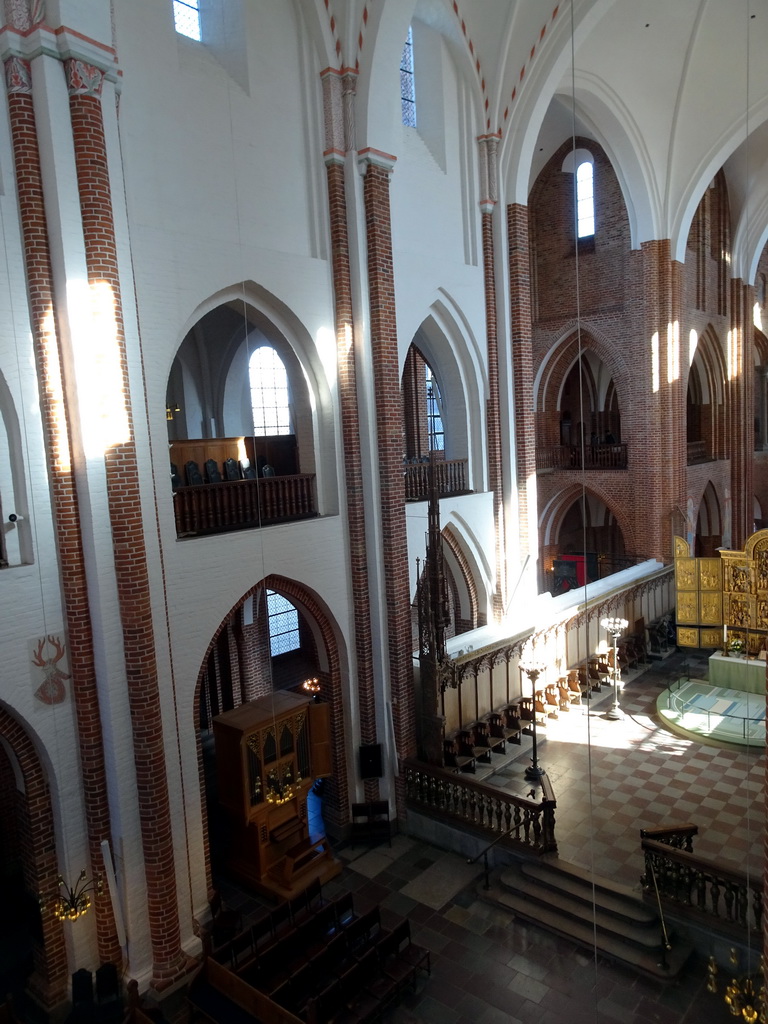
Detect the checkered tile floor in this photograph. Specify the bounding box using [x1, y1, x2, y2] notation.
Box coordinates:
[489, 649, 764, 890]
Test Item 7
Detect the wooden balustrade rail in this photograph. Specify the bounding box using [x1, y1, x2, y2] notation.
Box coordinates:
[640, 829, 762, 938]
[686, 440, 710, 464]
[174, 475, 316, 537]
[403, 459, 469, 501]
[535, 444, 628, 471]
[404, 759, 557, 855]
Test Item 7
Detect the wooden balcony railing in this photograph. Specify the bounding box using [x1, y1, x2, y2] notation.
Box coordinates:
[404, 459, 469, 502]
[686, 440, 711, 464]
[640, 824, 762, 939]
[173, 474, 316, 537]
[404, 759, 557, 855]
[535, 443, 628, 471]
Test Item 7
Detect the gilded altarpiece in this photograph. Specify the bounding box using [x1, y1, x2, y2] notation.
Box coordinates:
[674, 531, 768, 651]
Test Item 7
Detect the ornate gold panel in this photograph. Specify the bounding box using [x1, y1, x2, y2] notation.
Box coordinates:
[677, 627, 699, 647]
[756, 549, 768, 591]
[723, 561, 752, 594]
[676, 591, 698, 624]
[699, 592, 721, 625]
[675, 558, 697, 591]
[700, 628, 722, 648]
[674, 536, 691, 559]
[698, 559, 721, 591]
[674, 531, 768, 650]
[725, 593, 755, 629]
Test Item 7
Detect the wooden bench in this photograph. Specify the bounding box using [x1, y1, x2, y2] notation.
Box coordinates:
[187, 958, 303, 1024]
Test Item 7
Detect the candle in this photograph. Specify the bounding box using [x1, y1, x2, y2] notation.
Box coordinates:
[723, 624, 728, 646]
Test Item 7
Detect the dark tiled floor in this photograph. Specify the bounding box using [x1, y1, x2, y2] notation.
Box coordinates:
[213, 649, 762, 1023]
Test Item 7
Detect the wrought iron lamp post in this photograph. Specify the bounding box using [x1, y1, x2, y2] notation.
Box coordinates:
[600, 617, 628, 721]
[520, 662, 546, 780]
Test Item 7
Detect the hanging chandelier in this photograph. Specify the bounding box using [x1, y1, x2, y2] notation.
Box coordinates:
[708, 953, 766, 1023]
[39, 870, 103, 922]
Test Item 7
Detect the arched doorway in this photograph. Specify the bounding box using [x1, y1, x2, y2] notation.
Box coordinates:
[0, 710, 66, 1009]
[195, 577, 349, 893]
[541, 489, 630, 594]
[695, 482, 723, 556]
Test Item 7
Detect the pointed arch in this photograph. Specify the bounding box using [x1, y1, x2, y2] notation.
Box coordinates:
[0, 706, 66, 1006]
[193, 576, 349, 892]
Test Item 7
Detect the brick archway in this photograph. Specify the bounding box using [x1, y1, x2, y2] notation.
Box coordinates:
[0, 707, 67, 1009]
[194, 576, 348, 894]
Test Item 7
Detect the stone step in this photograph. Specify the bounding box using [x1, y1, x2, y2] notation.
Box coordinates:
[518, 859, 657, 928]
[481, 860, 693, 982]
[500, 864, 657, 949]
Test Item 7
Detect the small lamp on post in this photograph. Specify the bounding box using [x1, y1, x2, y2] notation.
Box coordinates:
[601, 617, 628, 720]
[520, 661, 546, 780]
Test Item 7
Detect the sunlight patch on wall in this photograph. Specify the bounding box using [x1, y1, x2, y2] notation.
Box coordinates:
[666, 319, 679, 384]
[651, 331, 660, 393]
[688, 328, 698, 367]
[69, 280, 129, 457]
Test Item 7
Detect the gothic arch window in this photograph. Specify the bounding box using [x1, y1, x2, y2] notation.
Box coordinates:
[400, 25, 417, 127]
[249, 347, 291, 437]
[402, 345, 445, 459]
[426, 364, 444, 452]
[576, 161, 595, 238]
[561, 149, 595, 241]
[266, 590, 300, 656]
[173, 0, 200, 40]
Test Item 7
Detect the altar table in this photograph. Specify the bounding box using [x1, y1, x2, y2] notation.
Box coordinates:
[708, 652, 766, 694]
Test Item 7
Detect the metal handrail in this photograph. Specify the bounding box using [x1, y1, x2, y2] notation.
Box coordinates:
[645, 858, 673, 971]
[467, 826, 519, 891]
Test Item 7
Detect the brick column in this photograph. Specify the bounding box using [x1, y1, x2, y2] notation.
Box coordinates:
[3, 54, 120, 976]
[64, 59, 186, 987]
[359, 149, 416, 796]
[321, 68, 379, 801]
[479, 134, 505, 619]
[639, 240, 686, 560]
[507, 204, 537, 559]
[729, 279, 754, 547]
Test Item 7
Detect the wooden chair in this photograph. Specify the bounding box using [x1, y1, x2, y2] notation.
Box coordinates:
[387, 919, 430, 977]
[208, 891, 242, 949]
[474, 719, 505, 757]
[556, 678, 576, 709]
[204, 458, 222, 483]
[538, 685, 560, 718]
[459, 727, 491, 764]
[502, 706, 523, 744]
[223, 456, 241, 481]
[185, 459, 203, 486]
[444, 737, 474, 773]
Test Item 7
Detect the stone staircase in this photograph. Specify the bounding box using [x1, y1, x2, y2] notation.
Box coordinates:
[479, 857, 694, 981]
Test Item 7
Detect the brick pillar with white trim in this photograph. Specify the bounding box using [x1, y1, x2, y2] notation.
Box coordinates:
[359, 149, 416, 800]
[3, 51, 121, 981]
[321, 68, 380, 802]
[479, 134, 505, 620]
[507, 203, 537, 562]
[64, 57, 187, 988]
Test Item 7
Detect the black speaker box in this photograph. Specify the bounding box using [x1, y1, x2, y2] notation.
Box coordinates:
[359, 743, 383, 779]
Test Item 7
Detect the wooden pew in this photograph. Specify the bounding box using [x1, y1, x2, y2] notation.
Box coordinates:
[187, 957, 304, 1024]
